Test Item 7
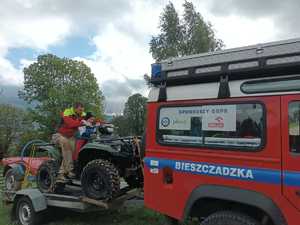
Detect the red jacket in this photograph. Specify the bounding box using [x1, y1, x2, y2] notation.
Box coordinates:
[58, 108, 85, 137]
[58, 116, 83, 138]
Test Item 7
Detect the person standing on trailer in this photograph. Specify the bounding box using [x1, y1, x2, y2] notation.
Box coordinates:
[52, 102, 86, 183]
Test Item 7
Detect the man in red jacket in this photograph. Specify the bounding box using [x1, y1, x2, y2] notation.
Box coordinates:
[52, 102, 86, 183]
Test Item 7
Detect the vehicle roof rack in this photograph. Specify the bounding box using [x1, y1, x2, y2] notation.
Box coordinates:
[150, 38, 300, 86]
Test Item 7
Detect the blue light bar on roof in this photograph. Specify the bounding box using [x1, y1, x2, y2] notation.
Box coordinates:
[151, 63, 162, 78]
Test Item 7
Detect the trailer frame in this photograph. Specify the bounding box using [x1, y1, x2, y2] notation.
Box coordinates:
[5, 187, 143, 225]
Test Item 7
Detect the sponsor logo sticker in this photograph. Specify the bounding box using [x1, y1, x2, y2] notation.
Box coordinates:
[150, 168, 159, 174]
[150, 160, 159, 167]
[161, 117, 170, 127]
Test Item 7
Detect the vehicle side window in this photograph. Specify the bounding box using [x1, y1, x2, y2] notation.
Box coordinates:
[289, 102, 300, 153]
[158, 103, 265, 150]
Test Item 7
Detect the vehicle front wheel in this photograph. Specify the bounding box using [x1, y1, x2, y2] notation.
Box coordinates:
[81, 159, 120, 200]
[200, 211, 260, 225]
[4, 168, 23, 201]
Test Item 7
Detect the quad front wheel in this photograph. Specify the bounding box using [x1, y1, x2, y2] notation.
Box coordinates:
[81, 159, 120, 200]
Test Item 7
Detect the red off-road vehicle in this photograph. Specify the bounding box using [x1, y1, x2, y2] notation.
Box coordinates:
[2, 140, 58, 199]
[144, 38, 300, 225]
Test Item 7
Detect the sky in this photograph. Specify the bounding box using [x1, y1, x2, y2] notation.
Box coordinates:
[1, 0, 300, 113]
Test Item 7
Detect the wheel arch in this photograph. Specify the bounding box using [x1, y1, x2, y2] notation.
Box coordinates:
[78, 148, 113, 169]
[13, 189, 47, 212]
[182, 185, 287, 225]
[3, 163, 25, 178]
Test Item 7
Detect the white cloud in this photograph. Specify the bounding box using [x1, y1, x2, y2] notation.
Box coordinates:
[20, 59, 36, 68]
[0, 0, 133, 86]
[0, 0, 73, 50]
[1, 0, 298, 113]
[0, 58, 23, 85]
[211, 16, 278, 48]
[12, 18, 71, 50]
[0, 16, 71, 86]
[91, 24, 152, 82]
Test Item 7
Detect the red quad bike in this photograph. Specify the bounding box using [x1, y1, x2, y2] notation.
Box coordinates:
[36, 125, 144, 200]
[2, 140, 60, 200]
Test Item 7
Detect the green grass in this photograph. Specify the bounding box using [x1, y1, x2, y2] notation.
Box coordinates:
[44, 207, 171, 225]
[0, 166, 196, 225]
[0, 201, 184, 225]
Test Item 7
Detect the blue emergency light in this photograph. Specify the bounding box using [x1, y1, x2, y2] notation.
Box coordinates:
[151, 63, 162, 78]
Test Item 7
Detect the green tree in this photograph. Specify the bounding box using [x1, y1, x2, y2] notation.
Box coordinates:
[150, 1, 224, 61]
[181, 1, 223, 55]
[123, 93, 147, 136]
[19, 54, 104, 136]
[112, 94, 147, 136]
[111, 115, 129, 137]
[150, 2, 183, 61]
[0, 104, 31, 157]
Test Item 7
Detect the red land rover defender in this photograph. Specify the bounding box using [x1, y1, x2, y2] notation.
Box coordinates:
[144, 38, 300, 225]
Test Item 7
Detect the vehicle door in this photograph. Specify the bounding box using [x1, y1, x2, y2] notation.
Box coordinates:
[282, 95, 300, 210]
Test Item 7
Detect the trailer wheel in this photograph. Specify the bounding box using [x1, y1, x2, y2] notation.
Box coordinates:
[36, 160, 59, 193]
[81, 159, 120, 200]
[200, 211, 260, 225]
[15, 196, 42, 225]
[4, 168, 22, 201]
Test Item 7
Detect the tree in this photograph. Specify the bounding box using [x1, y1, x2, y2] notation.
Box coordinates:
[181, 1, 223, 55]
[0, 104, 31, 157]
[150, 1, 224, 61]
[123, 93, 147, 136]
[19, 54, 104, 136]
[111, 115, 129, 137]
[150, 2, 183, 61]
[112, 94, 147, 136]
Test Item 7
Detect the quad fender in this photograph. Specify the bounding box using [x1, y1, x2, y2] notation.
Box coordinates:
[79, 142, 118, 154]
[78, 143, 119, 165]
[183, 185, 287, 225]
[3, 163, 25, 180]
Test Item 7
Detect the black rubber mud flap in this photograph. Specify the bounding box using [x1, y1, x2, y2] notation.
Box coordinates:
[218, 75, 230, 99]
[158, 84, 167, 102]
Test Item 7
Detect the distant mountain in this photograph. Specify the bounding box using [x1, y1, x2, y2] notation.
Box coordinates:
[0, 85, 28, 108]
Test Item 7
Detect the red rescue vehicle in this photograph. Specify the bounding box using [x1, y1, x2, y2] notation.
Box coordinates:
[144, 38, 300, 225]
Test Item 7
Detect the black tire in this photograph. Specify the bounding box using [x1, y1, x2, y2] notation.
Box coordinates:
[200, 211, 260, 225]
[81, 159, 120, 200]
[4, 168, 23, 201]
[36, 160, 59, 193]
[15, 196, 42, 225]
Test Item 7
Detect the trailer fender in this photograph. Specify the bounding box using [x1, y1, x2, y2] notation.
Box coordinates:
[183, 185, 287, 225]
[14, 189, 47, 212]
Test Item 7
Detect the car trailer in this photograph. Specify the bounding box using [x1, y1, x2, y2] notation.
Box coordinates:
[4, 187, 142, 225]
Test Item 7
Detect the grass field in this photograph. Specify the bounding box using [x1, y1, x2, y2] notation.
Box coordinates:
[0, 202, 173, 225]
[0, 166, 196, 225]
